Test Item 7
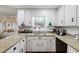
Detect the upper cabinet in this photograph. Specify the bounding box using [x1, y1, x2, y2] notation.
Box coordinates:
[17, 10, 25, 26]
[56, 5, 77, 26]
[24, 10, 32, 26]
[56, 6, 65, 26]
[17, 10, 32, 26]
[77, 5, 79, 26]
[64, 5, 77, 26]
[17, 9, 56, 27]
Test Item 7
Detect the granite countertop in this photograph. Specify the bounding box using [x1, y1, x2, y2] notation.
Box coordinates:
[0, 33, 26, 53]
[55, 34, 79, 51]
[0, 32, 79, 53]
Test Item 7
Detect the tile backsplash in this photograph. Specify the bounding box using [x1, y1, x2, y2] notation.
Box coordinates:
[63, 27, 79, 35]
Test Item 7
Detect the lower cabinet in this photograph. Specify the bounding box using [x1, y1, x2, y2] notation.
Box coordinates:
[26, 37, 39, 51]
[20, 38, 27, 53]
[6, 37, 27, 53]
[26, 36, 56, 52]
[56, 37, 67, 53]
[7, 36, 78, 53]
[39, 37, 56, 52]
[67, 45, 79, 53]
[6, 42, 20, 53]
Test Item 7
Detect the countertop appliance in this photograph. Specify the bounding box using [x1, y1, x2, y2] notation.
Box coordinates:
[55, 28, 66, 36]
[59, 28, 66, 36]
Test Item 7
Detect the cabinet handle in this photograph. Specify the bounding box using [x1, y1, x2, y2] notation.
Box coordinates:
[39, 37, 41, 39]
[13, 47, 16, 51]
[23, 40, 24, 42]
[50, 39, 51, 42]
[72, 18, 74, 22]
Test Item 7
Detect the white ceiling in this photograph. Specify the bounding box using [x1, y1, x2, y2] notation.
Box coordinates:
[0, 5, 60, 16]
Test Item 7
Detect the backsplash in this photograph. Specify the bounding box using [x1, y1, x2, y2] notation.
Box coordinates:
[63, 27, 79, 35]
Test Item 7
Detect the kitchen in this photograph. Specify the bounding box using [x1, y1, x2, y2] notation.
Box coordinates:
[0, 5, 79, 53]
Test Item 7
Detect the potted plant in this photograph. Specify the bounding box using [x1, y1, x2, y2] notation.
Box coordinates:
[49, 22, 52, 26]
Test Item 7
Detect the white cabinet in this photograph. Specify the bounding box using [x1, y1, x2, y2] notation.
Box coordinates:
[56, 6, 65, 26]
[0, 23, 3, 32]
[64, 5, 77, 26]
[39, 37, 55, 51]
[56, 5, 77, 26]
[47, 37, 56, 51]
[6, 42, 20, 53]
[39, 37, 48, 51]
[22, 38, 27, 52]
[17, 10, 32, 26]
[30, 38, 39, 51]
[67, 45, 79, 53]
[17, 10, 25, 26]
[6, 47, 13, 53]
[26, 36, 55, 52]
[26, 37, 39, 51]
[20, 38, 27, 53]
[6, 37, 27, 53]
[24, 10, 32, 26]
[77, 5, 79, 26]
[12, 23, 17, 30]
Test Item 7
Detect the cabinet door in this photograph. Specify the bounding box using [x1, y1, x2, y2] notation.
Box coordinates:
[56, 6, 65, 26]
[17, 10, 25, 26]
[47, 37, 56, 51]
[24, 10, 32, 26]
[6, 42, 20, 53]
[12, 23, 17, 30]
[77, 5, 79, 26]
[6, 23, 12, 30]
[31, 38, 39, 51]
[26, 37, 32, 51]
[39, 37, 48, 51]
[26, 37, 39, 51]
[20, 38, 27, 53]
[0, 23, 3, 32]
[13, 42, 20, 53]
[6, 47, 13, 53]
[22, 38, 27, 53]
[65, 5, 76, 26]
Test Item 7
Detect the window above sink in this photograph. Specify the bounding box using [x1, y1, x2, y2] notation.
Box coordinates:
[32, 16, 53, 29]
